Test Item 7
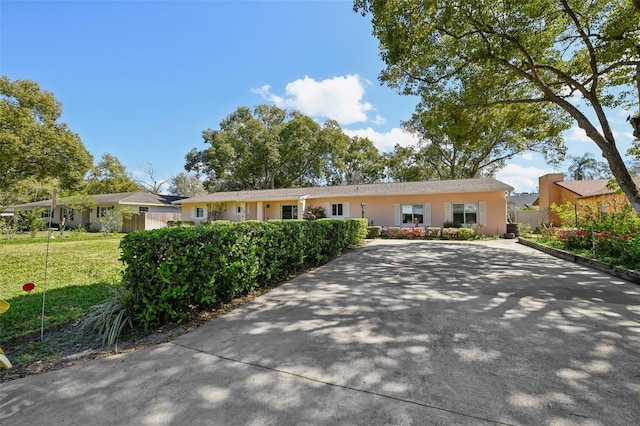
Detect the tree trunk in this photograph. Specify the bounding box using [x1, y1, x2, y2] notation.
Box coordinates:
[601, 141, 640, 215]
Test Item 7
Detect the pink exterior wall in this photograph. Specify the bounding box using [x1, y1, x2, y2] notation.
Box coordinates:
[181, 189, 509, 236]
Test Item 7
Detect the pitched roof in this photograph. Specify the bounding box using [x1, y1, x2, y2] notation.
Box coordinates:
[555, 177, 640, 198]
[13, 192, 184, 209]
[175, 178, 514, 204]
[508, 193, 539, 209]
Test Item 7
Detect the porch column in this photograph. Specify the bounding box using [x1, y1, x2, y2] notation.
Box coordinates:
[257, 201, 264, 221]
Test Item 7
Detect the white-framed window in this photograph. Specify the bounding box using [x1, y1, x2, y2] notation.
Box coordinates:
[453, 203, 477, 225]
[139, 206, 149, 213]
[445, 202, 485, 226]
[235, 205, 242, 215]
[331, 203, 344, 216]
[281, 205, 298, 220]
[195, 207, 205, 219]
[98, 206, 114, 217]
[402, 204, 424, 225]
[41, 210, 50, 218]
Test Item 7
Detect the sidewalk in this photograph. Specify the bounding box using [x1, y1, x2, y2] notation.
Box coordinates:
[2, 239, 640, 425]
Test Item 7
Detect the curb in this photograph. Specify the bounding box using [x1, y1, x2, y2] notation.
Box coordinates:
[517, 238, 640, 285]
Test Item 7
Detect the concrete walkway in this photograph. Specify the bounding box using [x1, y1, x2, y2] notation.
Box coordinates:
[2, 239, 640, 425]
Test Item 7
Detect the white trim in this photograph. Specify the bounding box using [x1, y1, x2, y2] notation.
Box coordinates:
[424, 203, 431, 226]
[478, 201, 487, 226]
[394, 204, 401, 226]
[444, 202, 452, 223]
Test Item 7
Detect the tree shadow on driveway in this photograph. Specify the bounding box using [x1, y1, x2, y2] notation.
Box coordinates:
[3, 240, 640, 425]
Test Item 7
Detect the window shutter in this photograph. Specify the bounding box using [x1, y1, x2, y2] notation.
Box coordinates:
[323, 202, 330, 217]
[444, 202, 452, 223]
[478, 201, 487, 225]
[343, 202, 350, 218]
[424, 203, 431, 226]
[274, 204, 281, 219]
[191, 207, 195, 219]
[394, 204, 401, 226]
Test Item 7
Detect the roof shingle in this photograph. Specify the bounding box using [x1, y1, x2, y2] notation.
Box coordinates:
[175, 178, 514, 204]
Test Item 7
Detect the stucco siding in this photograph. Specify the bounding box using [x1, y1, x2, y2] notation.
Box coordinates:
[180, 189, 509, 235]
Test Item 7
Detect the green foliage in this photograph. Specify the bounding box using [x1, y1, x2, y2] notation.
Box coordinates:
[355, 0, 640, 214]
[187, 105, 338, 190]
[80, 287, 133, 350]
[16, 208, 46, 236]
[366, 226, 382, 238]
[0, 76, 92, 192]
[442, 220, 462, 228]
[85, 153, 143, 194]
[98, 207, 136, 235]
[168, 172, 207, 197]
[120, 219, 368, 327]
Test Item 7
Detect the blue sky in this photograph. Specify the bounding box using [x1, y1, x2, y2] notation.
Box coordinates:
[1, 0, 636, 193]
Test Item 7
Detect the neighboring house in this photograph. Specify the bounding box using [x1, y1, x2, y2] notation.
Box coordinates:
[537, 173, 640, 225]
[175, 178, 514, 236]
[13, 192, 184, 232]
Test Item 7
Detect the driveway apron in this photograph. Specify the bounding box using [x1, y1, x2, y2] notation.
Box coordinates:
[2, 239, 639, 425]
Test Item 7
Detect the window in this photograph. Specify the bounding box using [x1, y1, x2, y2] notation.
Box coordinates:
[63, 208, 75, 221]
[98, 206, 114, 217]
[41, 210, 50, 218]
[195, 207, 205, 218]
[402, 204, 424, 225]
[235, 205, 242, 215]
[331, 203, 343, 216]
[453, 203, 477, 225]
[139, 206, 149, 213]
[281, 205, 298, 220]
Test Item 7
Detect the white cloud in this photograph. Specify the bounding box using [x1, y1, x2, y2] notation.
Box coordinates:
[252, 75, 374, 125]
[371, 115, 386, 125]
[496, 163, 553, 193]
[343, 127, 419, 153]
[520, 153, 535, 161]
[566, 125, 595, 143]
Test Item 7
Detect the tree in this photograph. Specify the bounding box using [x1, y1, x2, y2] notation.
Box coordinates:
[0, 76, 92, 193]
[168, 172, 207, 197]
[567, 153, 601, 180]
[384, 144, 436, 182]
[355, 1, 640, 214]
[403, 78, 570, 179]
[323, 122, 385, 185]
[85, 153, 143, 194]
[186, 105, 334, 191]
[135, 162, 168, 194]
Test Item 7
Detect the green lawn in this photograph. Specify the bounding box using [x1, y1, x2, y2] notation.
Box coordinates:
[0, 233, 124, 345]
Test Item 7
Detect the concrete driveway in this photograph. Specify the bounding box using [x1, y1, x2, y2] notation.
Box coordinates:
[2, 239, 640, 425]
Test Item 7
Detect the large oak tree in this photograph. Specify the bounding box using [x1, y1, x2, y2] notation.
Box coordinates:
[355, 0, 640, 213]
[0, 76, 92, 199]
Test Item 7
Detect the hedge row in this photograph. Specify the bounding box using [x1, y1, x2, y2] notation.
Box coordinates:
[120, 219, 368, 326]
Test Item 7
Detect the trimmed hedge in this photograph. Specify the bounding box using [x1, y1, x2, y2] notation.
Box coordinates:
[120, 219, 367, 326]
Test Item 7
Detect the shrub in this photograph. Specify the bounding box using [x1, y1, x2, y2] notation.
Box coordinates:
[366, 226, 382, 239]
[424, 227, 441, 238]
[455, 228, 475, 240]
[554, 228, 592, 251]
[442, 228, 458, 239]
[442, 221, 462, 228]
[120, 219, 367, 327]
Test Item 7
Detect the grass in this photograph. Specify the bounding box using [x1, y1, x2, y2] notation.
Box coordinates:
[0, 231, 124, 346]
